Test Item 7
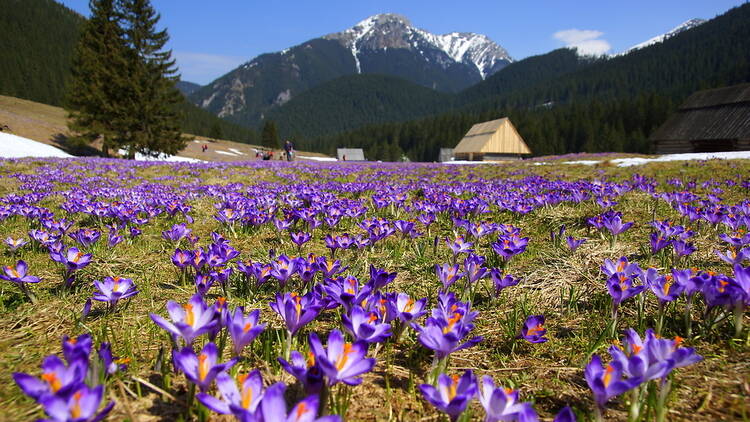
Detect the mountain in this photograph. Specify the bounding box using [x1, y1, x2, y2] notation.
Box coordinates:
[175, 80, 202, 96]
[188, 13, 512, 127]
[621, 18, 706, 54]
[304, 4, 750, 161]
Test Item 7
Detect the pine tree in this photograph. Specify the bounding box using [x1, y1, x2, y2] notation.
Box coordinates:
[261, 120, 280, 149]
[119, 0, 186, 158]
[66, 0, 130, 157]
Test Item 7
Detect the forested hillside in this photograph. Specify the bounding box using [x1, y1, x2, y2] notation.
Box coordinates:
[0, 0, 257, 144]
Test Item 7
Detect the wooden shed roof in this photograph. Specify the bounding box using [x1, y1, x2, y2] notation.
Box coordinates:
[651, 83, 750, 141]
[453, 118, 532, 155]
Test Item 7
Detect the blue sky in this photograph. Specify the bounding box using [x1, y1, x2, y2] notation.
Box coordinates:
[59, 0, 744, 85]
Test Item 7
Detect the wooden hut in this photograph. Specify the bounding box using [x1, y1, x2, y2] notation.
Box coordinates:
[453, 118, 531, 161]
[651, 83, 750, 153]
[336, 148, 365, 161]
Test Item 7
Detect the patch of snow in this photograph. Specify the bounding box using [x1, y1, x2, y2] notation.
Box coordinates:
[228, 148, 245, 155]
[612, 151, 750, 167]
[562, 160, 602, 165]
[215, 150, 239, 157]
[620, 18, 705, 55]
[297, 155, 337, 162]
[442, 160, 495, 165]
[0, 132, 72, 158]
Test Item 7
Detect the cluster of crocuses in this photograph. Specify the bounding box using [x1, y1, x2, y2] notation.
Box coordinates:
[13, 333, 123, 421]
[588, 209, 634, 246]
[603, 256, 750, 337]
[420, 369, 576, 422]
[586, 328, 701, 421]
[649, 219, 696, 263]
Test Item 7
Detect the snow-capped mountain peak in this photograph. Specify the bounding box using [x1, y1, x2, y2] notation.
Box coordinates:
[324, 13, 512, 79]
[621, 18, 706, 54]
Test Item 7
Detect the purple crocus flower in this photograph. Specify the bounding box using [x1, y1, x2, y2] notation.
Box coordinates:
[419, 370, 478, 422]
[13, 354, 87, 402]
[341, 305, 392, 343]
[92, 276, 139, 310]
[672, 240, 696, 257]
[60, 247, 93, 271]
[478, 375, 539, 422]
[270, 255, 298, 286]
[270, 291, 322, 335]
[413, 317, 483, 360]
[226, 307, 266, 356]
[173, 342, 237, 392]
[715, 248, 750, 266]
[649, 233, 671, 254]
[553, 406, 576, 422]
[309, 329, 375, 386]
[490, 269, 520, 295]
[69, 228, 101, 248]
[197, 370, 264, 419]
[643, 268, 684, 304]
[290, 231, 312, 248]
[435, 263, 464, 291]
[585, 355, 641, 410]
[389, 292, 428, 323]
[1, 260, 41, 285]
[492, 234, 529, 260]
[162, 223, 191, 242]
[446, 236, 474, 256]
[259, 382, 341, 422]
[39, 384, 114, 422]
[366, 264, 397, 291]
[194, 273, 215, 296]
[565, 236, 586, 251]
[4, 237, 28, 252]
[601, 213, 634, 236]
[107, 231, 123, 248]
[149, 294, 218, 346]
[98, 342, 128, 376]
[518, 315, 548, 343]
[278, 350, 324, 395]
[606, 273, 646, 306]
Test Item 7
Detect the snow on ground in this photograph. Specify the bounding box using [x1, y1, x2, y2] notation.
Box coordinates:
[562, 160, 601, 165]
[228, 148, 245, 155]
[117, 149, 202, 162]
[612, 151, 750, 167]
[442, 160, 494, 165]
[297, 155, 338, 162]
[215, 150, 239, 157]
[0, 132, 72, 158]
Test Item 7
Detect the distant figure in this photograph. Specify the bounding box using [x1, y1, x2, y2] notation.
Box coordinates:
[284, 139, 295, 161]
[201, 144, 208, 153]
[342, 154, 347, 161]
[255, 151, 261, 159]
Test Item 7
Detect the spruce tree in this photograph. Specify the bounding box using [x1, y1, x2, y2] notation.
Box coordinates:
[66, 0, 130, 157]
[261, 120, 280, 149]
[119, 0, 186, 158]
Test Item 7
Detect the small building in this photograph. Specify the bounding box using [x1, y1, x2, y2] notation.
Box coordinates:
[651, 83, 750, 154]
[453, 118, 532, 161]
[438, 148, 454, 162]
[337, 148, 365, 161]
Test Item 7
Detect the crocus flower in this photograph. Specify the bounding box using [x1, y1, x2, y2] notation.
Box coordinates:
[1, 260, 41, 285]
[584, 355, 641, 410]
[518, 315, 548, 343]
[389, 292, 428, 323]
[565, 236, 586, 251]
[194, 273, 215, 296]
[197, 370, 264, 419]
[270, 291, 322, 335]
[606, 274, 646, 306]
[61, 247, 93, 271]
[447, 236, 474, 256]
[309, 329, 375, 386]
[366, 264, 397, 291]
[643, 268, 684, 304]
[492, 234, 529, 260]
[69, 228, 101, 248]
[278, 350, 324, 395]
[4, 237, 28, 252]
[715, 248, 750, 266]
[39, 384, 114, 422]
[290, 231, 312, 248]
[478, 375, 538, 422]
[171, 248, 193, 269]
[13, 355, 87, 402]
[259, 382, 341, 422]
[649, 233, 671, 254]
[553, 406, 576, 422]
[150, 294, 218, 346]
[162, 223, 191, 242]
[419, 371, 478, 422]
[173, 342, 237, 392]
[413, 317, 483, 360]
[98, 342, 128, 376]
[601, 213, 634, 236]
[341, 305, 392, 343]
[490, 269, 520, 295]
[107, 231, 123, 248]
[91, 276, 139, 310]
[435, 263, 464, 291]
[672, 240, 696, 257]
[226, 307, 266, 356]
[270, 255, 298, 286]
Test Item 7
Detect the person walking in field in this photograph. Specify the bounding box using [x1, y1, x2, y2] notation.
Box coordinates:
[284, 139, 295, 161]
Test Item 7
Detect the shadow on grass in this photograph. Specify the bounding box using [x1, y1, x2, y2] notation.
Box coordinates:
[51, 133, 104, 157]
